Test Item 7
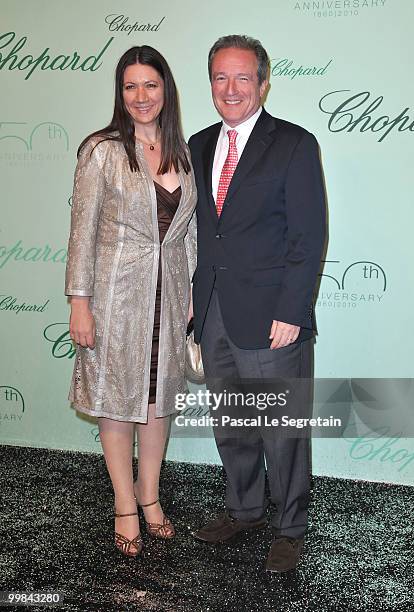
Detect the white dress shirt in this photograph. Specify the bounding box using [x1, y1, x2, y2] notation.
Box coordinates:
[212, 106, 263, 202]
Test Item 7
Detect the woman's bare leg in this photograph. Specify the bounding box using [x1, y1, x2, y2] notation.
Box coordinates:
[135, 403, 170, 524]
[98, 417, 140, 549]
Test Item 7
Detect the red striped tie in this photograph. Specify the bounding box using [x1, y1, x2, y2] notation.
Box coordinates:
[216, 129, 238, 217]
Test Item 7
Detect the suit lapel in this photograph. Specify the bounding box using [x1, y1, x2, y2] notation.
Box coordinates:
[201, 123, 221, 224]
[220, 109, 277, 218]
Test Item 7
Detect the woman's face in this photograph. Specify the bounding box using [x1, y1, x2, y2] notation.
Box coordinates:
[122, 63, 164, 128]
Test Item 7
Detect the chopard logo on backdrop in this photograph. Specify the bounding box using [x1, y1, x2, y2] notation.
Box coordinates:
[0, 31, 114, 80]
[270, 58, 332, 80]
[319, 90, 414, 142]
[105, 14, 166, 35]
[43, 323, 75, 360]
[0, 294, 50, 315]
[0, 240, 67, 270]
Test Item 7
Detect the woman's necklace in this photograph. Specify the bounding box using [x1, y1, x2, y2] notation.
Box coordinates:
[136, 132, 161, 151]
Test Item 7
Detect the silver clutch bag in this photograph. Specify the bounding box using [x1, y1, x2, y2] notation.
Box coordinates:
[185, 322, 205, 384]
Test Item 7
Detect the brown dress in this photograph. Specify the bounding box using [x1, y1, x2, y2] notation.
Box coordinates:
[148, 182, 182, 404]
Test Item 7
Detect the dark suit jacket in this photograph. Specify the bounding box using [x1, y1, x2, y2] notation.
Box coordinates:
[188, 108, 326, 350]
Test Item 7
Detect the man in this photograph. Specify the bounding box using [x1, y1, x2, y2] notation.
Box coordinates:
[188, 35, 326, 572]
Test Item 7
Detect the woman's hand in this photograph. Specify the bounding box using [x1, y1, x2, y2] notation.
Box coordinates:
[70, 296, 96, 349]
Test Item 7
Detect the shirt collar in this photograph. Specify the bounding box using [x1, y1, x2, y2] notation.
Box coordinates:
[221, 106, 263, 138]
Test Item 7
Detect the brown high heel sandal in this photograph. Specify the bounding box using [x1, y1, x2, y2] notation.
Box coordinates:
[114, 510, 143, 557]
[139, 499, 175, 539]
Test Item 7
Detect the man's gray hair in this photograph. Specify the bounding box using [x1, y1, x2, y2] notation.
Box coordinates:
[208, 34, 270, 85]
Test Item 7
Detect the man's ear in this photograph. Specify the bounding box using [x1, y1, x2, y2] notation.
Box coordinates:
[260, 79, 269, 99]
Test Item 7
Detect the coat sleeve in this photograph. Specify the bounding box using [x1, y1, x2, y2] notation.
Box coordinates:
[184, 208, 197, 281]
[65, 138, 107, 296]
[274, 132, 326, 328]
[184, 140, 198, 282]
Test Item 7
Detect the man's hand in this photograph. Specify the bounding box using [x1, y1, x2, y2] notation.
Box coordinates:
[269, 320, 300, 349]
[70, 296, 96, 349]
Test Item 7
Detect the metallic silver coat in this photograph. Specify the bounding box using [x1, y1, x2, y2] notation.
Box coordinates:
[65, 136, 197, 422]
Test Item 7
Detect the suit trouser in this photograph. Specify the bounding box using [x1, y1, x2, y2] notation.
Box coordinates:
[200, 289, 313, 538]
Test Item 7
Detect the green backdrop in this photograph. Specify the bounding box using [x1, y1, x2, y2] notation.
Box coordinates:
[1, 0, 413, 485]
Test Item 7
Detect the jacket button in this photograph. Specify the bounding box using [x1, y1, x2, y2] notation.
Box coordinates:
[215, 234, 222, 239]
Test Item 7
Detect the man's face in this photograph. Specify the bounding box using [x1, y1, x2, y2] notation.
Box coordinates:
[211, 48, 268, 127]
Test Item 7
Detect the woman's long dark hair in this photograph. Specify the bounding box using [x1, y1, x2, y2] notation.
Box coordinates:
[78, 46, 190, 174]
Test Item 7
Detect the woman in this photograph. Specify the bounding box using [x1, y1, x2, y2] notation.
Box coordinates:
[65, 46, 196, 557]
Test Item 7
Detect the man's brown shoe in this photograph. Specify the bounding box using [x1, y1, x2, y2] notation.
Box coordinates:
[266, 536, 304, 572]
[193, 512, 266, 543]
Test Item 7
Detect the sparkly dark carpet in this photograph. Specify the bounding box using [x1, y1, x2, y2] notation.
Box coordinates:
[0, 445, 413, 612]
